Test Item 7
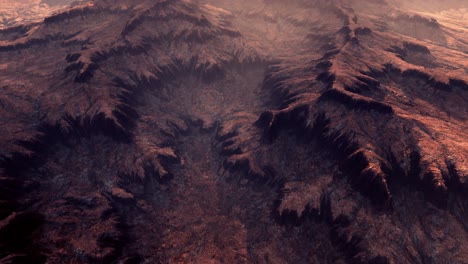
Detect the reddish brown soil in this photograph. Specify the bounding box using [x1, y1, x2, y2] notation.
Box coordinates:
[0, 0, 467, 263]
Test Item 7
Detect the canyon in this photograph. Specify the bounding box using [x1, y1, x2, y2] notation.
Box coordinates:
[0, 0, 467, 263]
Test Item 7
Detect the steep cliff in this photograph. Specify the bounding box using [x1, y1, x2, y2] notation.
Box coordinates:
[0, 0, 467, 263]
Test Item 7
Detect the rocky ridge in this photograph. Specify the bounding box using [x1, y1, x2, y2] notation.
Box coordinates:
[0, 0, 467, 263]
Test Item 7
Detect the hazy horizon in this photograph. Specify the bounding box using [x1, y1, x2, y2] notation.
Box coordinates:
[1, 0, 467, 29]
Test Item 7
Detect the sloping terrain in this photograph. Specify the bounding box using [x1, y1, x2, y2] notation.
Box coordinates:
[0, 0, 89, 29]
[0, 0, 467, 263]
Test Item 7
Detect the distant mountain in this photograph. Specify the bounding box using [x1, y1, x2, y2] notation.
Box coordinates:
[388, 0, 468, 11]
[0, 0, 88, 28]
[0, 0, 467, 263]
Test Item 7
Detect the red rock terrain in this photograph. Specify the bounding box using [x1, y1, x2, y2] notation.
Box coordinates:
[0, 0, 467, 263]
[0, 0, 89, 29]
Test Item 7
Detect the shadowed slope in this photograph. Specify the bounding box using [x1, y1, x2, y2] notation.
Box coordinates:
[0, 0, 467, 263]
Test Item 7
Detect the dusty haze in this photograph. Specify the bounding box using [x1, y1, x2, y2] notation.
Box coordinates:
[0, 0, 467, 263]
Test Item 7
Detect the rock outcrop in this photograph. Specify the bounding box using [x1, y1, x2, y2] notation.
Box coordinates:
[0, 0, 467, 263]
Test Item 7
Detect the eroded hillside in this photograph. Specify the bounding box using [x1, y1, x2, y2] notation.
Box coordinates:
[0, 0, 91, 29]
[0, 0, 467, 263]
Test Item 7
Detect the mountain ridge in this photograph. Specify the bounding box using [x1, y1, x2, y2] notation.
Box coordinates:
[0, 0, 467, 263]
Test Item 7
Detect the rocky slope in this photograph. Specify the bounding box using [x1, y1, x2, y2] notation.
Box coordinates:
[0, 0, 467, 263]
[0, 0, 88, 29]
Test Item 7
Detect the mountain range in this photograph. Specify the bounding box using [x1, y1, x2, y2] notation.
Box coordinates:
[0, 0, 467, 263]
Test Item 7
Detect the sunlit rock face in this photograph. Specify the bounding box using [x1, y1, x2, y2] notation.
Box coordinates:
[0, 0, 88, 28]
[389, 0, 467, 11]
[0, 0, 467, 263]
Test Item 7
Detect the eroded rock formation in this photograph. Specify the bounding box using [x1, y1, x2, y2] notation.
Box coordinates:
[0, 0, 467, 263]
